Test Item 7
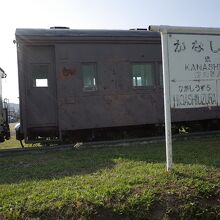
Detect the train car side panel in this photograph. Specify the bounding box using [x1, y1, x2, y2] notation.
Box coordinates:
[56, 43, 164, 131]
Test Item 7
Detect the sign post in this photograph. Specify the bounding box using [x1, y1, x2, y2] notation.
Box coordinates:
[149, 25, 220, 171]
[149, 27, 173, 171]
[161, 31, 173, 171]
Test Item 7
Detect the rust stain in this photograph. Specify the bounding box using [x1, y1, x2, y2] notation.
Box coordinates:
[60, 67, 77, 80]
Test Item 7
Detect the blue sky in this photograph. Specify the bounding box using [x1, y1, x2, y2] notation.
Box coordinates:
[1, 0, 220, 103]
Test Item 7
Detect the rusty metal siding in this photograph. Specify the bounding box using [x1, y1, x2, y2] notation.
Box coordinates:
[56, 43, 163, 130]
[23, 46, 58, 127]
[172, 107, 220, 122]
[17, 44, 28, 140]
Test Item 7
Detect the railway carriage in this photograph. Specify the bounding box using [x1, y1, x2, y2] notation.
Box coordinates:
[15, 28, 220, 143]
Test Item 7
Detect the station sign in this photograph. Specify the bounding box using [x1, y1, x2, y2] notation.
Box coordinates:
[167, 34, 220, 108]
[149, 25, 220, 171]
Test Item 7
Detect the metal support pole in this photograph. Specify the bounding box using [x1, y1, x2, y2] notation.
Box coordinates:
[161, 32, 173, 171]
[149, 25, 173, 171]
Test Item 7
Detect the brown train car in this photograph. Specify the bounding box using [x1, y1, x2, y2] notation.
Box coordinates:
[15, 27, 220, 143]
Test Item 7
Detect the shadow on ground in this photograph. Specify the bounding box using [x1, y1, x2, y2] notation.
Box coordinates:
[0, 138, 219, 184]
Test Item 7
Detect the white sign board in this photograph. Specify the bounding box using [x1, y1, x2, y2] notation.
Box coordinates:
[149, 25, 220, 171]
[168, 34, 220, 108]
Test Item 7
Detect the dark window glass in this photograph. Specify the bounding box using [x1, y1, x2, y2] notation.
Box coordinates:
[32, 64, 49, 87]
[159, 63, 163, 87]
[132, 63, 154, 87]
[82, 63, 97, 91]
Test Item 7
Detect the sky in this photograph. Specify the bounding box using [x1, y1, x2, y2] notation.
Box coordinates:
[1, 0, 220, 103]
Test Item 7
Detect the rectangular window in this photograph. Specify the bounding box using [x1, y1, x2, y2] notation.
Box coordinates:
[159, 63, 163, 87]
[82, 63, 97, 91]
[132, 63, 154, 87]
[32, 64, 49, 87]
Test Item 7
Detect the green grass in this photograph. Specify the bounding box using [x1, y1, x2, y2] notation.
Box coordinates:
[0, 136, 32, 150]
[0, 138, 220, 219]
[0, 123, 32, 149]
[0, 136, 22, 149]
[0, 123, 27, 150]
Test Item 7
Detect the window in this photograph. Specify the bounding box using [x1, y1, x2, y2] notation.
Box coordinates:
[159, 63, 163, 87]
[32, 64, 49, 87]
[82, 63, 97, 91]
[132, 63, 154, 87]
